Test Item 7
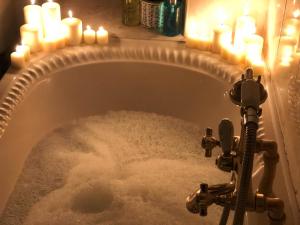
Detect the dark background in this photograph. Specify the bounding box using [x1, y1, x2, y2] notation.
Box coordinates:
[0, 0, 25, 77]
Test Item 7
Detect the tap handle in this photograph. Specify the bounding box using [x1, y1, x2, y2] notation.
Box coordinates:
[199, 183, 209, 216]
[201, 128, 219, 157]
[218, 119, 234, 157]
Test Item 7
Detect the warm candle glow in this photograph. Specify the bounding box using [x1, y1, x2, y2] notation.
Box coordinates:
[87, 25, 91, 30]
[98, 26, 105, 33]
[285, 26, 297, 36]
[97, 26, 109, 45]
[31, 0, 35, 4]
[68, 10, 73, 18]
[293, 9, 300, 18]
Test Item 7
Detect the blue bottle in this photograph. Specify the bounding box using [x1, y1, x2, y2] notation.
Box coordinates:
[158, 0, 184, 36]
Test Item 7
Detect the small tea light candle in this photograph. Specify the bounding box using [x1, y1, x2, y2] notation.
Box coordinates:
[84, 25, 96, 44]
[62, 10, 83, 46]
[11, 46, 27, 69]
[20, 24, 41, 52]
[97, 26, 109, 45]
[16, 44, 30, 61]
[24, 0, 43, 39]
[42, 0, 62, 39]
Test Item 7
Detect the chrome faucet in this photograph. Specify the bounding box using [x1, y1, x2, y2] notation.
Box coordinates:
[186, 69, 286, 225]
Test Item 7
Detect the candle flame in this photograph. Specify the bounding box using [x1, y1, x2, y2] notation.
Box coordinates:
[87, 25, 91, 30]
[31, 0, 35, 4]
[48, 0, 53, 2]
[99, 26, 104, 31]
[285, 26, 296, 36]
[68, 10, 73, 18]
[293, 9, 300, 18]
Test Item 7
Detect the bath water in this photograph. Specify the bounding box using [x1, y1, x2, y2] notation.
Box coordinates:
[0, 111, 231, 225]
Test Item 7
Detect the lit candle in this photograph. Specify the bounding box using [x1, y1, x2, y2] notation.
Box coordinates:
[10, 46, 27, 69]
[234, 15, 256, 51]
[62, 10, 83, 46]
[16, 43, 30, 61]
[42, 0, 61, 39]
[97, 26, 109, 45]
[23, 0, 43, 39]
[83, 25, 96, 44]
[278, 36, 297, 64]
[244, 34, 264, 62]
[250, 59, 266, 76]
[20, 24, 41, 52]
[186, 35, 211, 51]
[212, 24, 232, 53]
[227, 45, 245, 65]
[42, 37, 57, 52]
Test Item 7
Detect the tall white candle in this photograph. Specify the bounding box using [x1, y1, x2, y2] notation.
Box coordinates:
[42, 0, 61, 38]
[234, 15, 256, 51]
[84, 25, 96, 44]
[97, 26, 109, 45]
[20, 24, 41, 52]
[24, 0, 43, 39]
[62, 10, 83, 46]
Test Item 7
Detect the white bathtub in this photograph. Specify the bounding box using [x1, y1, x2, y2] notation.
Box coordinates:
[0, 41, 298, 224]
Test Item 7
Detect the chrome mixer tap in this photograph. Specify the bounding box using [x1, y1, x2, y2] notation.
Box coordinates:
[186, 68, 286, 225]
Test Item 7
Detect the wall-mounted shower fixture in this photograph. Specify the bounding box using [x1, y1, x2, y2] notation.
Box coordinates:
[186, 68, 286, 225]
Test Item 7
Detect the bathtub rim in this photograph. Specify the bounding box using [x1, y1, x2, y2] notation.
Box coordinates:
[0, 44, 243, 140]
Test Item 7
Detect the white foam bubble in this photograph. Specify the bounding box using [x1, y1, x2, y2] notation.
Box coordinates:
[1, 111, 230, 225]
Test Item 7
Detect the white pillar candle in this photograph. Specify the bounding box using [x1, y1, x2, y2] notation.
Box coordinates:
[97, 26, 109, 45]
[250, 59, 266, 76]
[278, 36, 297, 63]
[42, 37, 57, 52]
[227, 45, 245, 65]
[16, 44, 30, 61]
[55, 34, 66, 49]
[20, 24, 41, 52]
[186, 35, 211, 51]
[24, 0, 43, 39]
[212, 24, 232, 53]
[244, 34, 264, 62]
[10, 46, 27, 69]
[234, 15, 256, 51]
[62, 10, 83, 46]
[42, 0, 61, 38]
[84, 25, 96, 44]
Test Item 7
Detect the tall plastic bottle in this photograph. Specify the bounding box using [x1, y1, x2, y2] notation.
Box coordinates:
[158, 0, 184, 36]
[122, 0, 140, 26]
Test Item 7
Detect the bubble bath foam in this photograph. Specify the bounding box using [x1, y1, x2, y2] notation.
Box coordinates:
[0, 111, 230, 225]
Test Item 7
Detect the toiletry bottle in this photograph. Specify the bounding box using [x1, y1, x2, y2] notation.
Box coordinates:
[122, 0, 140, 26]
[158, 0, 184, 36]
[141, 0, 163, 29]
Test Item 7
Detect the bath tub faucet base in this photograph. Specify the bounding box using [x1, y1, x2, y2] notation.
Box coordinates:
[186, 69, 285, 225]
